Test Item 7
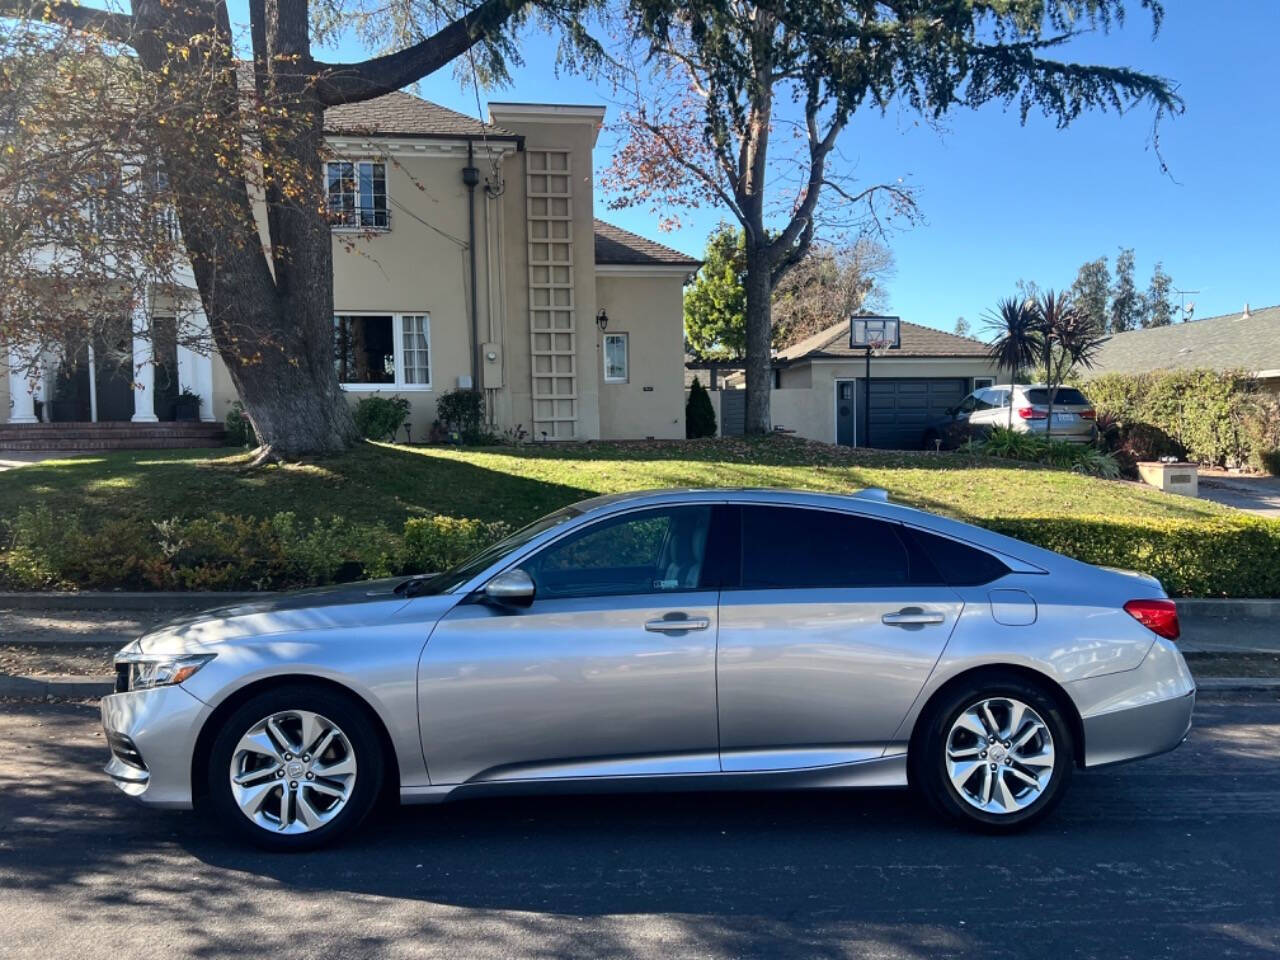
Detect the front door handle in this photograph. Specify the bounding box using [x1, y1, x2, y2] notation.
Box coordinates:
[645, 616, 711, 633]
[882, 608, 946, 626]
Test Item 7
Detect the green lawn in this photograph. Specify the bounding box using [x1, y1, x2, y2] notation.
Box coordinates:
[2, 436, 1277, 596]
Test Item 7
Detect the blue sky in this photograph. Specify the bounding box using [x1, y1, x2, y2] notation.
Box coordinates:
[242, 0, 1280, 333]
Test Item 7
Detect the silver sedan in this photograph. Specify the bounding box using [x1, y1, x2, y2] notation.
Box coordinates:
[102, 488, 1195, 849]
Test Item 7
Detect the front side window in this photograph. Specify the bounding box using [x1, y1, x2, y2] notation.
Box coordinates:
[334, 315, 395, 384]
[739, 506, 912, 589]
[334, 313, 430, 388]
[327, 160, 389, 229]
[520, 506, 712, 599]
[603, 333, 629, 383]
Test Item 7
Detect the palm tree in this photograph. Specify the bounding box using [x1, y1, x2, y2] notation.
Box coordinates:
[982, 296, 1039, 428]
[1033, 290, 1109, 438]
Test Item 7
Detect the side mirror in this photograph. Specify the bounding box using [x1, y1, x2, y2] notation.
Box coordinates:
[483, 568, 535, 608]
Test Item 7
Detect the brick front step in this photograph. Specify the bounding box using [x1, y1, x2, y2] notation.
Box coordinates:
[0, 421, 226, 451]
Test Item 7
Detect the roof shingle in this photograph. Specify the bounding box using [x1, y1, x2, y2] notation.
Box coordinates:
[323, 92, 516, 139]
[1090, 304, 1280, 376]
[777, 318, 991, 362]
[593, 219, 701, 267]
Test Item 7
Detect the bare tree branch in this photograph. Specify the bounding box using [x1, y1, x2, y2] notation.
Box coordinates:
[0, 0, 136, 45]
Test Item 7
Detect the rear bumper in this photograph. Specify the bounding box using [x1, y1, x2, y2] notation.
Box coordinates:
[100, 684, 211, 809]
[1068, 637, 1197, 768]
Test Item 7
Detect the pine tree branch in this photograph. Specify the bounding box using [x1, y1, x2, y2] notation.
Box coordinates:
[313, 0, 528, 106]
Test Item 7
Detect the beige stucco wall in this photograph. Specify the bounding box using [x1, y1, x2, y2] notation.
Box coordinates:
[490, 109, 601, 440]
[595, 273, 687, 439]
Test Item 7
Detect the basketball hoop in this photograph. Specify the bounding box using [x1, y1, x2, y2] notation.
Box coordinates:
[868, 337, 891, 358]
[848, 316, 901, 449]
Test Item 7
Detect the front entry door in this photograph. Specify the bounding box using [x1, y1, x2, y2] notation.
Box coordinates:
[835, 381, 857, 446]
[418, 505, 721, 785]
[715, 505, 963, 771]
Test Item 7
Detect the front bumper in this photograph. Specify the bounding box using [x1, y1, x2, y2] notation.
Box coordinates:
[100, 684, 211, 809]
[1069, 636, 1196, 768]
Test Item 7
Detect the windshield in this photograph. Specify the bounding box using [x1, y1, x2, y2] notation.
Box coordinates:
[404, 506, 582, 596]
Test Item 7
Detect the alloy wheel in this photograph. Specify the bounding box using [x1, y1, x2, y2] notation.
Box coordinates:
[229, 709, 358, 834]
[945, 696, 1055, 815]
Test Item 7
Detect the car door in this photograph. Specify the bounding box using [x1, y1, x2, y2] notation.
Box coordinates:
[715, 504, 964, 772]
[417, 504, 721, 785]
[943, 393, 979, 446]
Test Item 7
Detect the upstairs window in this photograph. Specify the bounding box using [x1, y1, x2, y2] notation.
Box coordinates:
[327, 160, 389, 229]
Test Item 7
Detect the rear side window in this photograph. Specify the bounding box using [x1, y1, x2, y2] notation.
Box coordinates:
[905, 527, 1010, 587]
[1024, 387, 1089, 406]
[740, 507, 912, 589]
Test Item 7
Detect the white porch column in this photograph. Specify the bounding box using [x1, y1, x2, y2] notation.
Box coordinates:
[180, 302, 217, 422]
[7, 348, 38, 424]
[130, 304, 159, 423]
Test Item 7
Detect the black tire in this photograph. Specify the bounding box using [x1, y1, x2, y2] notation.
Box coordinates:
[206, 683, 385, 851]
[912, 673, 1074, 832]
[922, 429, 941, 450]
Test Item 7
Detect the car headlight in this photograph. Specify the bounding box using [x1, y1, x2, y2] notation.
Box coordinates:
[115, 653, 216, 691]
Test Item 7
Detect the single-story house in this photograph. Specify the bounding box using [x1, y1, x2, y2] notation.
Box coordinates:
[2, 93, 700, 447]
[1088, 303, 1280, 392]
[713, 318, 1000, 448]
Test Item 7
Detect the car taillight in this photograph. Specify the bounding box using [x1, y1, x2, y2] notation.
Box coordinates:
[1081, 408, 1096, 420]
[1017, 406, 1047, 420]
[1124, 599, 1180, 640]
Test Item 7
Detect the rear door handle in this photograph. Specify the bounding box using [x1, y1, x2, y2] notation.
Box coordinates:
[881, 608, 946, 626]
[645, 616, 711, 633]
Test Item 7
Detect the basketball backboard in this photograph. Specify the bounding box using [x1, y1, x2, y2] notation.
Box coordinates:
[849, 316, 901, 350]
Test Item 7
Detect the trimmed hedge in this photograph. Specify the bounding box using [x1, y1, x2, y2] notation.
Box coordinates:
[1087, 369, 1279, 471]
[989, 513, 1280, 598]
[0, 506, 511, 592]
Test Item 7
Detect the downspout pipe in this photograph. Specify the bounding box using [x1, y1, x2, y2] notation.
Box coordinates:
[463, 142, 481, 391]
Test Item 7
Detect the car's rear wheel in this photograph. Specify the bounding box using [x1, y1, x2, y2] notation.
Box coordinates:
[914, 676, 1073, 831]
[207, 684, 384, 851]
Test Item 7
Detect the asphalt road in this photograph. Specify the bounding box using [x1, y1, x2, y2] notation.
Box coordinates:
[1, 696, 1277, 960]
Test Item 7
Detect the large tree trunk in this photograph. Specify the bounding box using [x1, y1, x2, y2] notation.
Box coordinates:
[743, 243, 773, 435]
[134, 0, 358, 458]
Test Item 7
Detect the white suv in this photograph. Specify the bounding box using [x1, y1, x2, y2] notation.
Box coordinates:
[924, 384, 1098, 448]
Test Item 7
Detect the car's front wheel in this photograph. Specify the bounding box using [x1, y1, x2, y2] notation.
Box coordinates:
[914, 676, 1074, 831]
[206, 684, 384, 850]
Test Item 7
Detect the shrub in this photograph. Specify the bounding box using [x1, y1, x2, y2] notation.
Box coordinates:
[435, 388, 489, 443]
[967, 427, 1121, 478]
[1086, 369, 1278, 469]
[686, 378, 717, 438]
[224, 402, 258, 447]
[1241, 393, 1280, 475]
[402, 515, 511, 574]
[353, 394, 411, 442]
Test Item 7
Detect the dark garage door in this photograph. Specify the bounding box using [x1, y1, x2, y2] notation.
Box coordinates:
[866, 378, 968, 449]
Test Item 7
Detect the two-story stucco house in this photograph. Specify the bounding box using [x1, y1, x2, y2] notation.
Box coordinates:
[0, 93, 700, 448]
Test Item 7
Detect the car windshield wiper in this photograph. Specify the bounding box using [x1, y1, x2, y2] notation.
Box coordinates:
[394, 575, 435, 597]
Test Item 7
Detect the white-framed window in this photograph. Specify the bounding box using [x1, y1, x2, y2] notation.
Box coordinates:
[973, 376, 995, 390]
[603, 332, 629, 383]
[326, 160, 389, 229]
[334, 313, 430, 389]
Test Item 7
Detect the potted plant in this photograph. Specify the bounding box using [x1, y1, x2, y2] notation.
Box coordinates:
[173, 387, 202, 421]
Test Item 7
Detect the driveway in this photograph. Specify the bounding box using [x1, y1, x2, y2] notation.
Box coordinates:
[1198, 473, 1280, 518]
[2, 696, 1277, 959]
[0, 451, 105, 471]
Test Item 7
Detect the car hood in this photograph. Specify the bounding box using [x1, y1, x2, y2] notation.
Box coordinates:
[129, 578, 456, 655]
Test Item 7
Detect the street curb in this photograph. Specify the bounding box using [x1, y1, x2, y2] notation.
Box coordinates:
[1194, 677, 1280, 691]
[0, 674, 114, 699]
[0, 591, 269, 611]
[1177, 598, 1280, 618]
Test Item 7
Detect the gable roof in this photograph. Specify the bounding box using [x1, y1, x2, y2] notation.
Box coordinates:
[777, 318, 991, 363]
[593, 219, 701, 268]
[323, 92, 518, 139]
[1090, 304, 1280, 376]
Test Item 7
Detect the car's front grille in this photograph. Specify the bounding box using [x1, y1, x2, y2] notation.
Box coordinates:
[114, 663, 129, 693]
[106, 731, 147, 771]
